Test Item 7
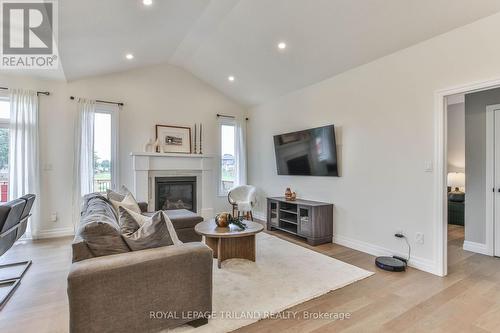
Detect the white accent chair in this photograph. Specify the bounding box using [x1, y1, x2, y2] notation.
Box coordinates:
[228, 185, 257, 221]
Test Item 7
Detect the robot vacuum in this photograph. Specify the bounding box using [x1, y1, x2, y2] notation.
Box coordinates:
[375, 256, 406, 272]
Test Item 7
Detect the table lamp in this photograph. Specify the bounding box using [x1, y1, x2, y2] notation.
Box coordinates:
[447, 172, 465, 193]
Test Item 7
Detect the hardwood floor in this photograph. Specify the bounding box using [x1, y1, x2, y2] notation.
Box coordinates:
[0, 224, 499, 332]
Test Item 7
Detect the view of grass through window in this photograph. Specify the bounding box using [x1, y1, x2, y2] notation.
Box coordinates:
[221, 124, 235, 193]
[0, 99, 9, 202]
[94, 112, 111, 193]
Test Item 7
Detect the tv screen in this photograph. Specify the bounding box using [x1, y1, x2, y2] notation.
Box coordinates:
[273, 125, 339, 176]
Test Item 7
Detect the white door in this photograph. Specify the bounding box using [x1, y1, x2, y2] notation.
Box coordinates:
[493, 108, 500, 256]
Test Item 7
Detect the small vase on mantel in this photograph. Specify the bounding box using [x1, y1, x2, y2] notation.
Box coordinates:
[144, 139, 154, 153]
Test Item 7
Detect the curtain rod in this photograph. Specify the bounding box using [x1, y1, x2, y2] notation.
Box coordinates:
[0, 86, 50, 96]
[69, 96, 124, 107]
[216, 113, 249, 121]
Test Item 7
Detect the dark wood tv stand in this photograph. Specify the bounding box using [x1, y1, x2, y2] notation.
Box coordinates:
[266, 197, 333, 245]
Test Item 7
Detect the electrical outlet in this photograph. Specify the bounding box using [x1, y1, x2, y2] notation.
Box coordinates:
[415, 232, 424, 244]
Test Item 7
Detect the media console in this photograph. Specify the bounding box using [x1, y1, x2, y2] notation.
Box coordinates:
[266, 197, 333, 245]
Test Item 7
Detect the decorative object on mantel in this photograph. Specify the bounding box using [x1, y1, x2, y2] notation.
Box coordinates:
[194, 123, 198, 154]
[215, 212, 247, 230]
[155, 124, 192, 154]
[144, 139, 154, 153]
[153, 138, 160, 153]
[284, 187, 297, 201]
[199, 123, 203, 155]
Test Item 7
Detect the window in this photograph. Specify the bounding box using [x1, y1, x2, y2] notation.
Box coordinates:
[93, 104, 118, 193]
[219, 119, 236, 195]
[0, 96, 9, 202]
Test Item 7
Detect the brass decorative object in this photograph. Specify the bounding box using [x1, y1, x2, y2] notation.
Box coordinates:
[284, 187, 297, 201]
[215, 212, 231, 228]
[215, 212, 247, 230]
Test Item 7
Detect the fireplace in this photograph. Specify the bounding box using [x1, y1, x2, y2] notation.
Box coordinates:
[155, 177, 197, 212]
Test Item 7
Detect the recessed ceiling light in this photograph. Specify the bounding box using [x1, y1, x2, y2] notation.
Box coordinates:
[277, 42, 287, 50]
[143, 0, 153, 5]
[228, 76, 235, 82]
[125, 53, 134, 60]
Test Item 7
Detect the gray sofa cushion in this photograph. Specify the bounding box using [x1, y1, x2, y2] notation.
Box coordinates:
[77, 194, 130, 257]
[145, 209, 204, 229]
[119, 207, 174, 251]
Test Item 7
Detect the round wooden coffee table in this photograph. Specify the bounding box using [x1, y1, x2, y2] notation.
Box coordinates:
[195, 219, 264, 268]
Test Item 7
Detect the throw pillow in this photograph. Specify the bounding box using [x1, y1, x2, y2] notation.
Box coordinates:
[110, 192, 141, 215]
[161, 211, 182, 245]
[118, 207, 175, 251]
[106, 185, 131, 202]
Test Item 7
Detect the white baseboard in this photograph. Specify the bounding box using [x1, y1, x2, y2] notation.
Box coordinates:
[253, 211, 266, 221]
[34, 226, 75, 239]
[251, 210, 437, 275]
[463, 240, 490, 255]
[333, 234, 437, 275]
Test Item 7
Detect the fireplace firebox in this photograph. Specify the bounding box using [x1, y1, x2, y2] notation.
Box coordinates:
[155, 177, 197, 212]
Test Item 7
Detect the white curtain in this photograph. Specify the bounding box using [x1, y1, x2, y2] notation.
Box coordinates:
[72, 98, 95, 227]
[9, 89, 41, 238]
[234, 116, 247, 186]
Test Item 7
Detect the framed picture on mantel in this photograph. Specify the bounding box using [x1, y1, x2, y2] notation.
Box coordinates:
[155, 125, 192, 154]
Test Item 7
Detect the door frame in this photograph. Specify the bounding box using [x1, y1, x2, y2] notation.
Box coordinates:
[485, 104, 500, 257]
[435, 78, 500, 277]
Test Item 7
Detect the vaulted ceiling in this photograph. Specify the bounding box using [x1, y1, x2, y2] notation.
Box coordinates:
[54, 0, 500, 105]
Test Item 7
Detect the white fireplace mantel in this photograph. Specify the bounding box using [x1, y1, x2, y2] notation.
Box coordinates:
[130, 152, 216, 218]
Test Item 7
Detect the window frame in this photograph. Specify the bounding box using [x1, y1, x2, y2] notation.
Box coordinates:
[218, 117, 237, 196]
[0, 92, 9, 126]
[94, 102, 119, 192]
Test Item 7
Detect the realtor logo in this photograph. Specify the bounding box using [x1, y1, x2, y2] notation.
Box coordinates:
[1, 0, 58, 69]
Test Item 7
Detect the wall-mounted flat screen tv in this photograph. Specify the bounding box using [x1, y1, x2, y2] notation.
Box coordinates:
[273, 125, 339, 176]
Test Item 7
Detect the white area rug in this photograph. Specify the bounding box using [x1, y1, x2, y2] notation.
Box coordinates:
[171, 233, 373, 333]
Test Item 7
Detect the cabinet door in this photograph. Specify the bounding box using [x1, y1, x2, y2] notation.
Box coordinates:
[267, 200, 279, 227]
[298, 205, 312, 237]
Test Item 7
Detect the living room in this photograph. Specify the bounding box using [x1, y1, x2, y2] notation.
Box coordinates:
[2, 1, 500, 332]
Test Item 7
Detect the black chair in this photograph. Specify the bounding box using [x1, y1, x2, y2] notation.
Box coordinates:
[16, 194, 35, 241]
[0, 194, 36, 309]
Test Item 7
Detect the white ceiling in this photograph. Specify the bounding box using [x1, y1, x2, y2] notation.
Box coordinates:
[55, 0, 500, 105]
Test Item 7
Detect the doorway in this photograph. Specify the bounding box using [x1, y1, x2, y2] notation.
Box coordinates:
[446, 94, 470, 268]
[486, 104, 500, 257]
[437, 80, 500, 277]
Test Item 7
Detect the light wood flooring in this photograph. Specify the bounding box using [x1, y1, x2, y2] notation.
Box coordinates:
[0, 224, 499, 332]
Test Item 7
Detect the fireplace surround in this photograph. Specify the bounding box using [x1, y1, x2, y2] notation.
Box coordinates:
[131, 152, 216, 219]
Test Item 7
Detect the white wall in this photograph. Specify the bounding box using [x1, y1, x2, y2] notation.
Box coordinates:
[247, 11, 500, 274]
[0, 63, 246, 238]
[447, 103, 465, 173]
